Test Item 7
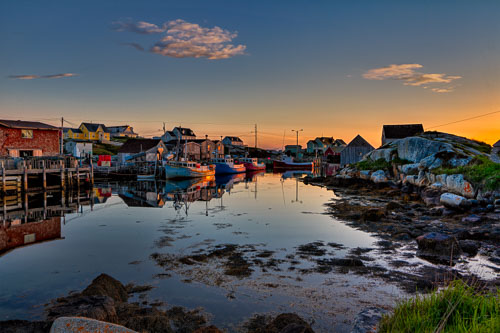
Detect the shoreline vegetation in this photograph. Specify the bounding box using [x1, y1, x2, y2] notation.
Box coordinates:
[379, 280, 499, 332]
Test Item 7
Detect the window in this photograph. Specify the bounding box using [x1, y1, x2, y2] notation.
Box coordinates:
[20, 150, 34, 157]
[21, 129, 33, 139]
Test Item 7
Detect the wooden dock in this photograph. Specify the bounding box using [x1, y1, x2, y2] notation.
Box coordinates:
[0, 157, 93, 195]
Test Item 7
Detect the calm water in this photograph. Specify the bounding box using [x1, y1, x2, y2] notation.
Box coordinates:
[0, 172, 405, 332]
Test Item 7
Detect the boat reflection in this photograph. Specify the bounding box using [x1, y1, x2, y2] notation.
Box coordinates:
[114, 173, 254, 215]
[0, 173, 267, 254]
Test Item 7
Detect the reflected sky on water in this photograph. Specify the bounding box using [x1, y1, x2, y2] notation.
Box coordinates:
[0, 172, 402, 332]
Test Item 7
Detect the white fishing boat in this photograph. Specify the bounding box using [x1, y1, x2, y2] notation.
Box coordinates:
[164, 160, 215, 179]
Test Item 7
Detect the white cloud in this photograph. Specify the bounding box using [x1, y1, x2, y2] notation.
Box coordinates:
[114, 19, 246, 60]
[113, 20, 165, 34]
[431, 87, 454, 93]
[363, 64, 461, 93]
[9, 73, 78, 80]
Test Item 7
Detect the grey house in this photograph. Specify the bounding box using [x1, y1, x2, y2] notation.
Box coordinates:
[340, 135, 374, 166]
[493, 140, 500, 155]
[381, 124, 424, 146]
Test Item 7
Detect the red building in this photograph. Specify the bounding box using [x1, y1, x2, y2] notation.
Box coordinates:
[0, 120, 60, 157]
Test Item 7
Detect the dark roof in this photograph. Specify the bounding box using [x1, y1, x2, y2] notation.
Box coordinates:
[81, 122, 107, 132]
[334, 139, 346, 146]
[64, 127, 82, 133]
[316, 137, 334, 145]
[224, 136, 243, 142]
[174, 127, 196, 137]
[493, 140, 500, 147]
[0, 119, 59, 130]
[383, 124, 424, 139]
[345, 135, 374, 149]
[118, 139, 163, 154]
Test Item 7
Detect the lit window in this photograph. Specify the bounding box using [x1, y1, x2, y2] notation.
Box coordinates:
[21, 129, 33, 139]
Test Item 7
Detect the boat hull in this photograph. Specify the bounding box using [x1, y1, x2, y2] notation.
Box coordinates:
[242, 162, 266, 171]
[165, 165, 215, 179]
[214, 163, 246, 175]
[273, 160, 313, 170]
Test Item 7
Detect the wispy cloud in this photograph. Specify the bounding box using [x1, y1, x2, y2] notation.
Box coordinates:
[122, 42, 145, 51]
[363, 64, 461, 93]
[114, 19, 246, 60]
[9, 73, 78, 80]
[113, 20, 165, 34]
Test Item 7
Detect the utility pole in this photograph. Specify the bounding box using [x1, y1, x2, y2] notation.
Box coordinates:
[163, 122, 166, 136]
[254, 124, 257, 149]
[60, 117, 64, 155]
[250, 124, 258, 149]
[291, 129, 303, 159]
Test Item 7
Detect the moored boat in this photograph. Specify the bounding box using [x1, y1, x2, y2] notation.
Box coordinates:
[237, 157, 266, 171]
[164, 160, 215, 179]
[273, 156, 313, 170]
[211, 156, 246, 175]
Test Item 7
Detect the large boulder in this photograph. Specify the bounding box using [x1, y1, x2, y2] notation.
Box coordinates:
[440, 193, 470, 210]
[418, 155, 443, 170]
[50, 317, 137, 333]
[264, 313, 314, 333]
[397, 137, 454, 163]
[81, 273, 129, 303]
[370, 170, 388, 183]
[367, 148, 394, 162]
[416, 232, 461, 264]
[46, 295, 119, 323]
[401, 163, 419, 175]
[445, 174, 475, 198]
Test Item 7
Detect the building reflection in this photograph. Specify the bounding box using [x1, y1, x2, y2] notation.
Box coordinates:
[0, 173, 270, 254]
[1, 189, 94, 255]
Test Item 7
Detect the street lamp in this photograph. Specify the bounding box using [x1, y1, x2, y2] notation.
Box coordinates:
[291, 129, 303, 159]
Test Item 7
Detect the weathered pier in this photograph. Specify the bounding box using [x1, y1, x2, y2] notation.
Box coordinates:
[0, 157, 93, 195]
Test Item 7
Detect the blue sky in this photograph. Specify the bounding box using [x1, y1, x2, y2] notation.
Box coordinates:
[1, 0, 499, 147]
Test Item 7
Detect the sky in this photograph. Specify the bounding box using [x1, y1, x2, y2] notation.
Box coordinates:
[1, 0, 499, 149]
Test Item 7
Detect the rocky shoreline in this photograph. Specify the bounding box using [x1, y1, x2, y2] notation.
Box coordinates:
[0, 274, 315, 333]
[303, 174, 500, 287]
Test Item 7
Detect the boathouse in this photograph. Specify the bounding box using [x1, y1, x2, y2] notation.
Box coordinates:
[381, 124, 424, 146]
[118, 138, 166, 164]
[340, 135, 374, 166]
[0, 120, 60, 157]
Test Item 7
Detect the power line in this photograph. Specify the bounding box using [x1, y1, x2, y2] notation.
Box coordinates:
[427, 110, 500, 130]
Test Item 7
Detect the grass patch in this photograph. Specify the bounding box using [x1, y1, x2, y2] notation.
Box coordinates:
[356, 157, 412, 171]
[379, 280, 500, 333]
[93, 143, 121, 155]
[356, 158, 392, 171]
[111, 137, 129, 143]
[432, 156, 500, 191]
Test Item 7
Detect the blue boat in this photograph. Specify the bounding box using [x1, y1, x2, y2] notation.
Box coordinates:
[211, 156, 246, 175]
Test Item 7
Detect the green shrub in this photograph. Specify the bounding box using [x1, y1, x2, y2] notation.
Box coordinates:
[432, 156, 500, 191]
[356, 158, 391, 171]
[379, 280, 500, 333]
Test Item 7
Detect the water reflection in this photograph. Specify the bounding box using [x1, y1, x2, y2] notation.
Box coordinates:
[0, 172, 279, 255]
[0, 190, 93, 255]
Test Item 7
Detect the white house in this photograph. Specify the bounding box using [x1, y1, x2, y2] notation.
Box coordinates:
[65, 141, 93, 158]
